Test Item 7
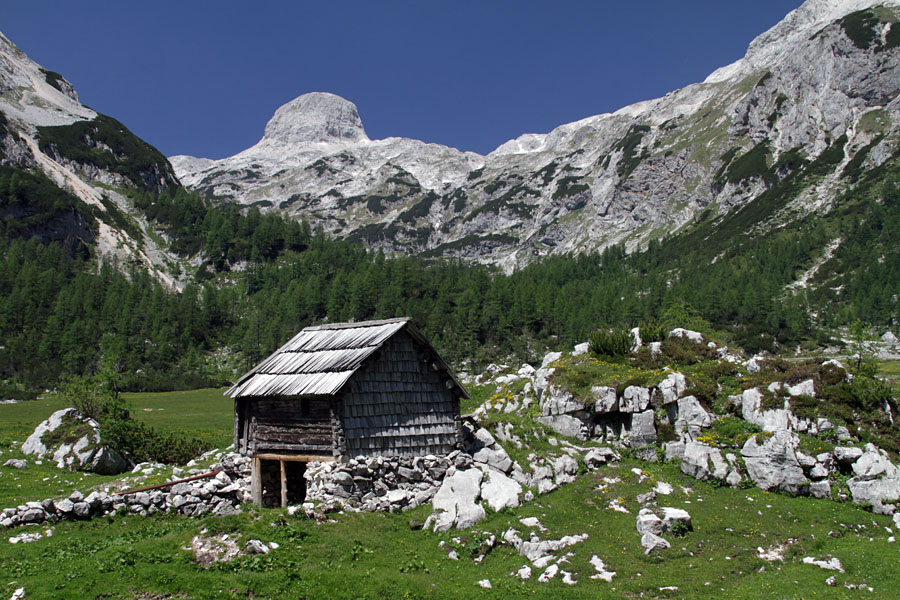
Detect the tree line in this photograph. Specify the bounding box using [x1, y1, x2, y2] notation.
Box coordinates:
[1, 168, 897, 395]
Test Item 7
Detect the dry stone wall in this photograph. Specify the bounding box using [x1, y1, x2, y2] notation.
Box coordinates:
[1, 454, 251, 528]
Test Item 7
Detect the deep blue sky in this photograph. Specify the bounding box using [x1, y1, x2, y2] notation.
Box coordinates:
[4, 1, 804, 159]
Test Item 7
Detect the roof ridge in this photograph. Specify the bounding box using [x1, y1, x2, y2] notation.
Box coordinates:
[304, 317, 410, 331]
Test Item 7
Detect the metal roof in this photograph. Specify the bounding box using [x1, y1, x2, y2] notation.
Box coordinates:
[225, 318, 468, 399]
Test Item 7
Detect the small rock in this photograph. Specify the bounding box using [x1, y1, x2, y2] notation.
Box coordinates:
[538, 564, 559, 582]
[802, 556, 844, 572]
[834, 446, 864, 464]
[589, 555, 616, 582]
[636, 509, 664, 536]
[245, 539, 271, 554]
[641, 531, 670, 554]
[809, 481, 832, 499]
[584, 447, 617, 469]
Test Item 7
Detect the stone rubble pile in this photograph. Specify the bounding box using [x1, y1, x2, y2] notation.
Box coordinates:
[1, 453, 251, 528]
[473, 328, 718, 453]
[305, 453, 457, 514]
[668, 413, 900, 510]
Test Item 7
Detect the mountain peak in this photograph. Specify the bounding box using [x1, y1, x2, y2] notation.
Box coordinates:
[705, 0, 900, 83]
[261, 92, 368, 145]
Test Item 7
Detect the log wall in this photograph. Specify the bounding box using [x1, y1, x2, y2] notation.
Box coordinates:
[237, 397, 334, 456]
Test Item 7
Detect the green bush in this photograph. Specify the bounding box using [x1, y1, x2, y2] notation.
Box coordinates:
[839, 10, 880, 49]
[723, 143, 775, 186]
[700, 416, 762, 448]
[56, 376, 208, 464]
[638, 320, 667, 344]
[589, 328, 632, 358]
[36, 114, 176, 192]
[659, 337, 717, 366]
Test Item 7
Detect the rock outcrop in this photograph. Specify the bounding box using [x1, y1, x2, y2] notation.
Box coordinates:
[741, 431, 809, 495]
[21, 408, 130, 475]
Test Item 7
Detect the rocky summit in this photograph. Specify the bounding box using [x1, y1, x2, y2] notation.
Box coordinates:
[173, 0, 900, 270]
[262, 92, 368, 145]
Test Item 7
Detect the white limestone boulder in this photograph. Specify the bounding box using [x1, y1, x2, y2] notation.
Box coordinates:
[584, 447, 618, 469]
[741, 431, 809, 495]
[787, 379, 816, 397]
[741, 388, 791, 432]
[681, 442, 728, 481]
[619, 386, 650, 413]
[636, 508, 664, 536]
[657, 372, 687, 405]
[641, 531, 670, 554]
[674, 395, 711, 439]
[591, 386, 618, 414]
[660, 507, 692, 532]
[428, 467, 485, 531]
[626, 410, 657, 447]
[668, 328, 704, 343]
[540, 351, 562, 369]
[552, 454, 579, 485]
[540, 385, 585, 416]
[467, 426, 514, 473]
[21, 408, 129, 475]
[479, 466, 521, 512]
[851, 445, 898, 480]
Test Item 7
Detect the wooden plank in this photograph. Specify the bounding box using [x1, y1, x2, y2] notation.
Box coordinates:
[280, 460, 288, 508]
[256, 435, 332, 448]
[255, 453, 334, 462]
[251, 456, 262, 505]
[255, 421, 331, 432]
[233, 399, 240, 449]
[256, 442, 334, 453]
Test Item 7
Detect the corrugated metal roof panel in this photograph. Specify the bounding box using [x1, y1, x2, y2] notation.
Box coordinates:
[284, 320, 407, 353]
[225, 317, 468, 400]
[228, 371, 355, 398]
[255, 347, 374, 375]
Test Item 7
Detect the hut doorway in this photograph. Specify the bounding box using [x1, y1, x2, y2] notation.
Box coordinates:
[252, 455, 312, 508]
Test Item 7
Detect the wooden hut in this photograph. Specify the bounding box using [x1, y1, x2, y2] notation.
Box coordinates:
[225, 318, 468, 507]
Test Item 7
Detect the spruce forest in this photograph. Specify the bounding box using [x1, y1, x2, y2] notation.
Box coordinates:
[2, 153, 898, 395]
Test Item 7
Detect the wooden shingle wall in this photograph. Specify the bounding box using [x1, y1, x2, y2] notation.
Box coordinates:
[341, 331, 461, 457]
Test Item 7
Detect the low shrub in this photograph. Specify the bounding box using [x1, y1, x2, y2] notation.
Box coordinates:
[700, 416, 762, 448]
[659, 337, 717, 366]
[638, 320, 667, 344]
[657, 422, 678, 443]
[56, 376, 208, 465]
[590, 328, 632, 358]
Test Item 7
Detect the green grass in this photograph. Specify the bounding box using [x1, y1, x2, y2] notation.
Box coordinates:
[1, 456, 897, 598]
[121, 388, 233, 450]
[877, 359, 900, 380]
[0, 389, 231, 507]
[858, 108, 889, 133]
[1, 387, 899, 597]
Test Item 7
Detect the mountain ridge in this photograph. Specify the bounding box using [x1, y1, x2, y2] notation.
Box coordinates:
[171, 0, 900, 271]
[1, 32, 187, 288]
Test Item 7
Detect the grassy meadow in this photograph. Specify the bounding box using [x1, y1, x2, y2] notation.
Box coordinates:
[0, 381, 898, 598]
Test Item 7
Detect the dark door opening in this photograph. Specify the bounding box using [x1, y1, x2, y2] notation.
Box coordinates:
[258, 458, 307, 508]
